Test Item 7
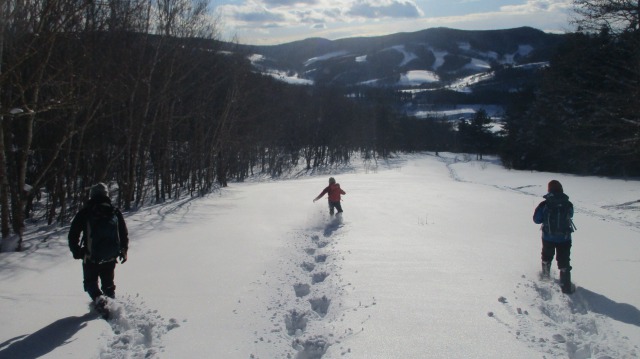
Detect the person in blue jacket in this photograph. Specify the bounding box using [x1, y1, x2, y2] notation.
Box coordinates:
[533, 180, 575, 293]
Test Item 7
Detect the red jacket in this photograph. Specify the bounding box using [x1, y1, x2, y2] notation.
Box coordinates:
[317, 183, 346, 202]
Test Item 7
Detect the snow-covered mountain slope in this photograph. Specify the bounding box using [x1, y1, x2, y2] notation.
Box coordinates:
[243, 27, 563, 91]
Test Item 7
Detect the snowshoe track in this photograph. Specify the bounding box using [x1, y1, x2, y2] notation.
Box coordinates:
[491, 275, 638, 359]
[248, 213, 372, 358]
[97, 295, 180, 359]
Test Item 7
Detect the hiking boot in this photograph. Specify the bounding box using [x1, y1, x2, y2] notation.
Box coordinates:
[94, 296, 107, 309]
[103, 287, 115, 299]
[559, 268, 574, 294]
[541, 261, 551, 279]
[94, 296, 110, 319]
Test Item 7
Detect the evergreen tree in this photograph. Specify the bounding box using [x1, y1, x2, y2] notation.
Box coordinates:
[501, 0, 639, 175]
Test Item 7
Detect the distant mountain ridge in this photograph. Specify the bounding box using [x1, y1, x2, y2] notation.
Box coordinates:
[227, 27, 566, 90]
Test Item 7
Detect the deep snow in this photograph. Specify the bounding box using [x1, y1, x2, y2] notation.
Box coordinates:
[0, 153, 638, 359]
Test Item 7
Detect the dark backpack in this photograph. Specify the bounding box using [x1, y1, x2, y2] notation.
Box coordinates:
[543, 196, 574, 236]
[86, 203, 121, 263]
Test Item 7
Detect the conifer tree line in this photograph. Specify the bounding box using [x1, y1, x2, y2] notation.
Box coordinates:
[500, 0, 639, 176]
[0, 0, 454, 250]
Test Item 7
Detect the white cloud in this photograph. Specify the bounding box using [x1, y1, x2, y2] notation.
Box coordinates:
[263, 0, 318, 6]
[220, 0, 424, 30]
[348, 0, 423, 19]
[499, 0, 572, 14]
[219, 3, 287, 27]
[219, 0, 574, 44]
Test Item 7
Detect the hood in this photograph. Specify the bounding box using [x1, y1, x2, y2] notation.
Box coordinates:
[543, 192, 569, 201]
[86, 196, 112, 207]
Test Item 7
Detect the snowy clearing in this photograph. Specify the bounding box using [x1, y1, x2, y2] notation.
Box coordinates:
[0, 153, 638, 359]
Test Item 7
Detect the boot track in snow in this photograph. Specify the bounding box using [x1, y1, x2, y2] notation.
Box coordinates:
[94, 294, 181, 359]
[248, 213, 376, 358]
[489, 275, 638, 359]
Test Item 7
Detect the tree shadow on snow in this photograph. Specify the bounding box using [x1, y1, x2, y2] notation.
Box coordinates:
[573, 287, 640, 327]
[0, 313, 96, 359]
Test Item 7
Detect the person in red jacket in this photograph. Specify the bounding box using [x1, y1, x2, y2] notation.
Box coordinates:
[313, 177, 346, 216]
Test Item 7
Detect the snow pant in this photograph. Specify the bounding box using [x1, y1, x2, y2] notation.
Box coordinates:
[541, 239, 572, 271]
[328, 201, 343, 216]
[83, 260, 116, 300]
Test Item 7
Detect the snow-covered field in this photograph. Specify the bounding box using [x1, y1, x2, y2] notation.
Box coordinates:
[1, 153, 639, 359]
[398, 70, 440, 86]
[411, 104, 504, 120]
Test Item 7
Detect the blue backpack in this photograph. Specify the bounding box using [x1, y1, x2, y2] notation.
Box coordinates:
[86, 203, 121, 263]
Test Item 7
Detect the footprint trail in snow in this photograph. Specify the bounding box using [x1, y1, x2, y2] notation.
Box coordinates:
[248, 213, 376, 359]
[490, 275, 638, 359]
[97, 294, 181, 359]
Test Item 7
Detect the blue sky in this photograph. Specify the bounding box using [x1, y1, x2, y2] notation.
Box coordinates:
[213, 0, 575, 45]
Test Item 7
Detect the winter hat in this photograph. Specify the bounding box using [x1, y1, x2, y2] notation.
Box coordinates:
[547, 180, 563, 193]
[329, 177, 336, 185]
[90, 183, 109, 199]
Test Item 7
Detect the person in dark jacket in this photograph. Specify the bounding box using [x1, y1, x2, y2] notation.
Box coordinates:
[313, 177, 346, 216]
[69, 183, 129, 303]
[533, 180, 575, 293]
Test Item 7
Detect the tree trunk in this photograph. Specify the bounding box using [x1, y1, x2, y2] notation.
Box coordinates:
[0, 0, 11, 244]
[11, 114, 34, 251]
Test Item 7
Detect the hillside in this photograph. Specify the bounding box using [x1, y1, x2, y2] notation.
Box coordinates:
[224, 27, 566, 119]
[234, 27, 564, 88]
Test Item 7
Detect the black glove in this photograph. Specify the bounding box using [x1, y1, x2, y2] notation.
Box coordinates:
[118, 249, 128, 264]
[71, 246, 84, 260]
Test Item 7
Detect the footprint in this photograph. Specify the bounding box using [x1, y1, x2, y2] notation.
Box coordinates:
[293, 336, 329, 359]
[301, 262, 315, 272]
[285, 309, 308, 336]
[309, 296, 331, 316]
[312, 272, 329, 284]
[294, 283, 311, 297]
